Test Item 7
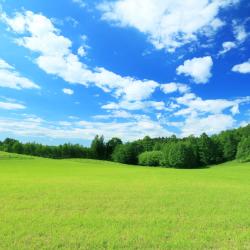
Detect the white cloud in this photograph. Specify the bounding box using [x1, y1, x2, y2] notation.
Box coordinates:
[77, 46, 87, 57]
[174, 93, 249, 116]
[98, 0, 238, 52]
[93, 110, 133, 120]
[102, 100, 166, 111]
[62, 88, 74, 95]
[121, 79, 158, 101]
[218, 20, 249, 56]
[0, 115, 171, 142]
[0, 58, 40, 90]
[180, 113, 235, 136]
[176, 56, 213, 84]
[233, 21, 249, 43]
[0, 59, 13, 69]
[232, 59, 250, 74]
[167, 92, 250, 136]
[160, 82, 190, 94]
[0, 101, 26, 110]
[72, 0, 86, 8]
[218, 41, 237, 55]
[2, 10, 160, 102]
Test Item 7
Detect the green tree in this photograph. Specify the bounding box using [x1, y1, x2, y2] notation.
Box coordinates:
[184, 136, 200, 167]
[106, 137, 122, 160]
[236, 137, 250, 162]
[138, 151, 163, 166]
[12, 141, 23, 154]
[153, 141, 164, 151]
[168, 142, 195, 169]
[160, 142, 176, 167]
[112, 142, 143, 164]
[215, 131, 239, 161]
[198, 133, 218, 166]
[91, 135, 106, 160]
[141, 136, 154, 151]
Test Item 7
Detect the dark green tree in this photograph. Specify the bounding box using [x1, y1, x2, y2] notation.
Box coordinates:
[91, 135, 106, 160]
[12, 141, 23, 154]
[215, 131, 239, 161]
[141, 136, 154, 151]
[198, 133, 218, 166]
[168, 142, 196, 169]
[236, 137, 250, 162]
[106, 137, 122, 160]
[112, 142, 143, 164]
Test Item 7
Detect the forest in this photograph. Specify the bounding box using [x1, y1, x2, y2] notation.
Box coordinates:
[1, 124, 250, 168]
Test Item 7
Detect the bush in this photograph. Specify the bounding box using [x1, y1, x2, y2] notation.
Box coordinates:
[236, 137, 250, 162]
[138, 151, 164, 166]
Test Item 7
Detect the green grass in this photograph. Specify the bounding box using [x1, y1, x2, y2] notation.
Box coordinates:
[0, 152, 250, 249]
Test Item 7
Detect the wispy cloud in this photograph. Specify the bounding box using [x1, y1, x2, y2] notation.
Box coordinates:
[0, 58, 40, 90]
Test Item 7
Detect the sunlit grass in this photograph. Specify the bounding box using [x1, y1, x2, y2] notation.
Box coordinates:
[0, 153, 250, 249]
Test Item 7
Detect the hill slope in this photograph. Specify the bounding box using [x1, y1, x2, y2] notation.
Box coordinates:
[0, 152, 250, 249]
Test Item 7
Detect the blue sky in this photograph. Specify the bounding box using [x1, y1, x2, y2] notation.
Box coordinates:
[0, 0, 249, 145]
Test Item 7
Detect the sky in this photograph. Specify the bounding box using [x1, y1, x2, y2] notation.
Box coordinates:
[0, 0, 249, 145]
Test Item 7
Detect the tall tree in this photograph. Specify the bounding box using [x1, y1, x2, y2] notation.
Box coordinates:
[198, 133, 218, 166]
[236, 137, 250, 162]
[106, 137, 122, 160]
[91, 135, 106, 160]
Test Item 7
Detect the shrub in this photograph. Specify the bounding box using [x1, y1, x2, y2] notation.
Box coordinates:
[138, 151, 164, 166]
[236, 137, 250, 162]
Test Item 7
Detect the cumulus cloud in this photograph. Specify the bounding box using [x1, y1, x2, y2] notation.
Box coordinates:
[233, 21, 249, 43]
[0, 58, 40, 90]
[180, 113, 235, 137]
[0, 101, 26, 110]
[62, 88, 74, 95]
[232, 59, 250, 74]
[174, 93, 249, 116]
[2, 10, 160, 102]
[176, 56, 213, 84]
[160, 82, 190, 94]
[218, 41, 237, 55]
[98, 0, 238, 52]
[167, 93, 250, 136]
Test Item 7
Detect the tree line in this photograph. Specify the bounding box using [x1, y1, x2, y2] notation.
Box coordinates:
[0, 124, 250, 168]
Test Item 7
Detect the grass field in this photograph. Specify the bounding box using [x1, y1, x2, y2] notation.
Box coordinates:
[0, 151, 250, 249]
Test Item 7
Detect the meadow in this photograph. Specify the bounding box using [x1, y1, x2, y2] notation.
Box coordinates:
[0, 151, 250, 249]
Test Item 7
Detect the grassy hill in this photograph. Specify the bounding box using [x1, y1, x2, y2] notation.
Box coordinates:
[0, 152, 250, 249]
